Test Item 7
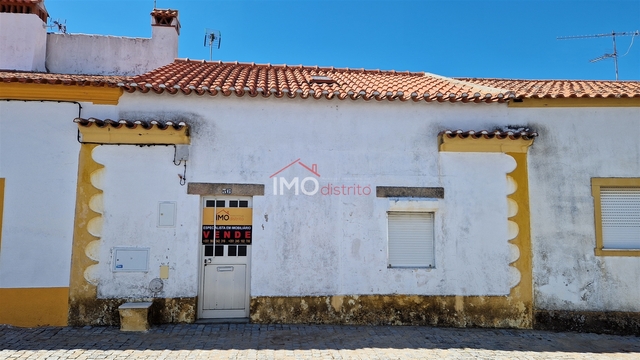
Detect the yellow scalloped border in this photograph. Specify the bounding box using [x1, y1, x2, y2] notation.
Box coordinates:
[68, 144, 104, 325]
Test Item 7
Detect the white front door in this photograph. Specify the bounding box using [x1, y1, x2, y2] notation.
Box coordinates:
[199, 198, 252, 319]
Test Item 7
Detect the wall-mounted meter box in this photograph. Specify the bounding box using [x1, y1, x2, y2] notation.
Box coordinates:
[112, 247, 150, 272]
[158, 201, 177, 227]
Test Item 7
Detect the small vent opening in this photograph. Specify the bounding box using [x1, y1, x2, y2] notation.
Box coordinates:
[309, 75, 335, 84]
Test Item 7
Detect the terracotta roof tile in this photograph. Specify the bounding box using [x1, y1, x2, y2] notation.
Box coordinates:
[4, 64, 639, 105]
[121, 59, 516, 103]
[150, 9, 178, 18]
[74, 118, 188, 130]
[1, 0, 41, 3]
[0, 71, 126, 87]
[440, 129, 538, 141]
[457, 78, 640, 99]
[0, 0, 48, 21]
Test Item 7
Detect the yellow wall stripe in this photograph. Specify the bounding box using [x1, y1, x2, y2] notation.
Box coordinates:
[0, 83, 123, 105]
[0, 287, 69, 327]
[78, 125, 190, 145]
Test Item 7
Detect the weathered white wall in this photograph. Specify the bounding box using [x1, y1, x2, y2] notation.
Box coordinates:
[46, 26, 178, 75]
[0, 101, 80, 288]
[0, 13, 46, 72]
[90, 92, 520, 299]
[521, 106, 640, 312]
[91, 145, 199, 299]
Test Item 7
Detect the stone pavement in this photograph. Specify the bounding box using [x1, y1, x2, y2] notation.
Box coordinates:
[1, 323, 639, 359]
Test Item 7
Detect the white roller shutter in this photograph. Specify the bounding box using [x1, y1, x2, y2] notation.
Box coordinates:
[388, 212, 434, 267]
[601, 188, 640, 249]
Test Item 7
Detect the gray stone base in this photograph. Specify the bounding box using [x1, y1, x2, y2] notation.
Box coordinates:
[69, 297, 196, 326]
[534, 310, 640, 336]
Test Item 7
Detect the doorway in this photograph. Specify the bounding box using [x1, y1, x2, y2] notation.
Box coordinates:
[198, 197, 252, 319]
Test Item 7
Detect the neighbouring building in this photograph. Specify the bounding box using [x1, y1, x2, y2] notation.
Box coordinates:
[1, 0, 639, 334]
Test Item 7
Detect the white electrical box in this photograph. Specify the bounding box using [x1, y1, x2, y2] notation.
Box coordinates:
[158, 201, 176, 227]
[174, 145, 190, 162]
[112, 247, 150, 272]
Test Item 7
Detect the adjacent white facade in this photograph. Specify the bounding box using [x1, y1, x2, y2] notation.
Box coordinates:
[526, 106, 640, 312]
[0, 7, 178, 75]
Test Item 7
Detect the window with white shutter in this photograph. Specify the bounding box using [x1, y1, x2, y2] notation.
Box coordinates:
[600, 188, 640, 249]
[387, 212, 435, 267]
[591, 178, 640, 256]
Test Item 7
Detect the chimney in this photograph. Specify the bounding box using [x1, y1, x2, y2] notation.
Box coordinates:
[0, 0, 48, 71]
[151, 9, 180, 35]
[150, 9, 179, 67]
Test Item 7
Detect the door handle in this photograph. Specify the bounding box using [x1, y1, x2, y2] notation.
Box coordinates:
[217, 266, 234, 272]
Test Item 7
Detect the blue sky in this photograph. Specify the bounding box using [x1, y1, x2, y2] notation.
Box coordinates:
[45, 0, 640, 80]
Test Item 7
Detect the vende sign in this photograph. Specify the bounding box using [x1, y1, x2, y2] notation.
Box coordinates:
[202, 207, 252, 244]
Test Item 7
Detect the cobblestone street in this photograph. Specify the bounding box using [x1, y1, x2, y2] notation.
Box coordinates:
[1, 323, 639, 359]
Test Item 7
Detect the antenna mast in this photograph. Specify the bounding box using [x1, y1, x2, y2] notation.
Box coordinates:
[204, 29, 222, 61]
[558, 31, 639, 80]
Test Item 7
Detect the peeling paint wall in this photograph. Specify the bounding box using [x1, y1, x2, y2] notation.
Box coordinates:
[522, 107, 640, 313]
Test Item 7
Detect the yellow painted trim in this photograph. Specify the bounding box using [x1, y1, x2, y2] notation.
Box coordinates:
[504, 152, 533, 317]
[509, 97, 640, 108]
[78, 125, 190, 145]
[439, 135, 534, 153]
[591, 177, 640, 257]
[0, 83, 123, 105]
[0, 287, 69, 327]
[0, 178, 4, 254]
[68, 144, 103, 325]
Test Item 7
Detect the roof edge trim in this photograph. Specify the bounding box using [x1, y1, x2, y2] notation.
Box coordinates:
[509, 97, 640, 108]
[76, 118, 190, 145]
[0, 82, 122, 105]
[438, 130, 536, 153]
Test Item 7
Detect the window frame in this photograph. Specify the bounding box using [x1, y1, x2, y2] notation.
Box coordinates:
[0, 178, 4, 254]
[591, 177, 640, 256]
[386, 211, 436, 268]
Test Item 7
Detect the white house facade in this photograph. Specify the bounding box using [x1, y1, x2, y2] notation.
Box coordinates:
[1, 0, 640, 334]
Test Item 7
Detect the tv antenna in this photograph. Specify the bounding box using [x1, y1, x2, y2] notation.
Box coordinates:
[204, 29, 222, 61]
[558, 31, 639, 80]
[47, 19, 67, 34]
